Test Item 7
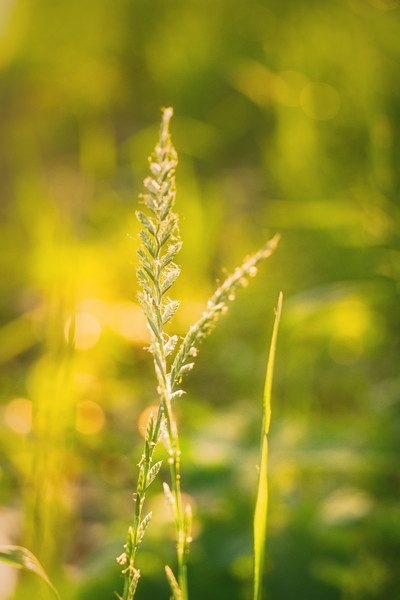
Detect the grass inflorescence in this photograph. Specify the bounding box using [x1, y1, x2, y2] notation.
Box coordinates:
[117, 108, 280, 600]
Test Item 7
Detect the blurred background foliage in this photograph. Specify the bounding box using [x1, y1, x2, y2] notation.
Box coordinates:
[0, 0, 399, 598]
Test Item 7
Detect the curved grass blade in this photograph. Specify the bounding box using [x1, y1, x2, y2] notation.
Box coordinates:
[0, 545, 60, 599]
[253, 292, 283, 600]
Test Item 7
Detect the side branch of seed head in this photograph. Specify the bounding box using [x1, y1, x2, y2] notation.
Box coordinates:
[170, 234, 280, 389]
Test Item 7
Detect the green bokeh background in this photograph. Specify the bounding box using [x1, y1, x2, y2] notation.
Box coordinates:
[0, 1, 399, 599]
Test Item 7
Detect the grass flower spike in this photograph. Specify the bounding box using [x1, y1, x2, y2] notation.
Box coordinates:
[117, 107, 188, 600]
[117, 108, 280, 600]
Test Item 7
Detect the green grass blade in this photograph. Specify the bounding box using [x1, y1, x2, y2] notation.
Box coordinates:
[0, 545, 60, 599]
[253, 291, 283, 600]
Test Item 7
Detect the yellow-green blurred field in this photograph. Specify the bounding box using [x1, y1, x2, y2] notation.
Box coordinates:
[0, 1, 399, 599]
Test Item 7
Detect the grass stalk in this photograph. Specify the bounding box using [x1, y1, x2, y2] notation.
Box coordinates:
[117, 107, 189, 600]
[117, 108, 280, 600]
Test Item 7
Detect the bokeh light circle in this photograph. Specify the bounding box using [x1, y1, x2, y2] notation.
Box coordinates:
[300, 82, 341, 120]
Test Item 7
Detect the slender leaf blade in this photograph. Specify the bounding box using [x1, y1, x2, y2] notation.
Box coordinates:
[0, 545, 60, 599]
[253, 292, 283, 600]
